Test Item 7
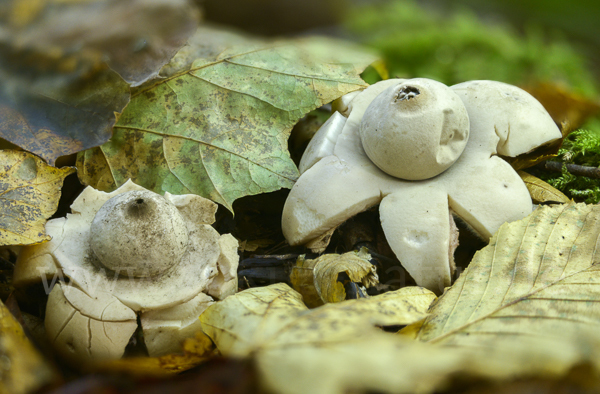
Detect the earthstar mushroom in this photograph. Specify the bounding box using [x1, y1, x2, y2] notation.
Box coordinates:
[282, 78, 561, 293]
[14, 180, 239, 365]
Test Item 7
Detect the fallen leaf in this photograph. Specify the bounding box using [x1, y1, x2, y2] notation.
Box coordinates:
[0, 150, 75, 246]
[2, 0, 199, 86]
[416, 202, 600, 346]
[239, 239, 274, 252]
[291, 249, 379, 307]
[77, 26, 377, 211]
[92, 332, 216, 377]
[201, 283, 308, 357]
[0, 0, 199, 164]
[0, 299, 58, 393]
[201, 282, 600, 394]
[518, 170, 570, 204]
[504, 151, 559, 171]
[256, 329, 600, 394]
[0, 53, 129, 165]
[200, 283, 435, 358]
[524, 82, 600, 132]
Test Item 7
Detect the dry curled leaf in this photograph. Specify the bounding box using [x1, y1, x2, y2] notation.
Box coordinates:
[0, 150, 75, 246]
[518, 170, 570, 204]
[291, 249, 378, 307]
[77, 26, 377, 211]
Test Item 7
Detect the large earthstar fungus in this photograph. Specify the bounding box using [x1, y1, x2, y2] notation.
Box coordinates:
[282, 78, 561, 293]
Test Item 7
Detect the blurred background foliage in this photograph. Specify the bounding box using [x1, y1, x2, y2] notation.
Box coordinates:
[203, 0, 600, 202]
[344, 0, 598, 97]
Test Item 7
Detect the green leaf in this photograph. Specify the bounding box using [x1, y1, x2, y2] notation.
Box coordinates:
[77, 26, 376, 211]
[416, 202, 600, 345]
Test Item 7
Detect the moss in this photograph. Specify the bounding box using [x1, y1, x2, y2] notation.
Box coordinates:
[345, 0, 598, 97]
[541, 128, 600, 203]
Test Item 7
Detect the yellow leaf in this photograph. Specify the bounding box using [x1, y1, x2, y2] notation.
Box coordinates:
[518, 170, 570, 204]
[201, 282, 600, 394]
[0, 150, 75, 246]
[416, 202, 600, 346]
[0, 300, 58, 394]
[370, 59, 390, 80]
[257, 330, 600, 394]
[291, 249, 378, 307]
[200, 283, 434, 358]
[92, 332, 216, 377]
[201, 284, 308, 357]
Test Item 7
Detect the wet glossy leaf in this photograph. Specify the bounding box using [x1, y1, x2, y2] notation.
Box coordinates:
[518, 170, 570, 203]
[0, 299, 58, 394]
[77, 26, 376, 211]
[0, 150, 75, 246]
[416, 203, 600, 346]
[291, 249, 379, 307]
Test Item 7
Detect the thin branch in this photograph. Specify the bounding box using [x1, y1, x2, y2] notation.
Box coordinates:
[534, 161, 600, 179]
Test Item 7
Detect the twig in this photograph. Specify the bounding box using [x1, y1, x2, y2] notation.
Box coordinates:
[534, 161, 600, 179]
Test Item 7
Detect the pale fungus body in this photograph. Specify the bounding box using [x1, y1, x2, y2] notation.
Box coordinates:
[282, 78, 561, 293]
[15, 180, 239, 365]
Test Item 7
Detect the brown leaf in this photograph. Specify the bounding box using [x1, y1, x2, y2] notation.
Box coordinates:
[524, 82, 600, 132]
[0, 0, 200, 163]
[2, 0, 200, 86]
[518, 170, 570, 204]
[0, 48, 129, 165]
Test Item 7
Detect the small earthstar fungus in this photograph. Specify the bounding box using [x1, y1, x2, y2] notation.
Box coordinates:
[14, 180, 239, 365]
[282, 78, 561, 293]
